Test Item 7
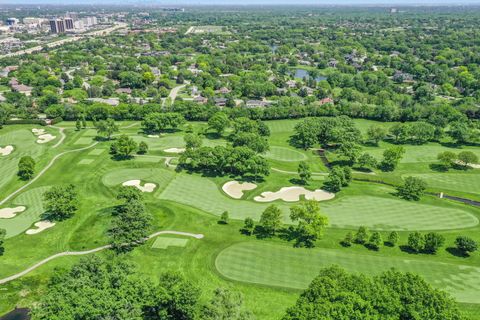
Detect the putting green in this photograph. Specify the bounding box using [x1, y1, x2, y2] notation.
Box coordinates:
[215, 241, 480, 304]
[102, 168, 175, 193]
[323, 196, 478, 231]
[151, 237, 188, 249]
[0, 186, 50, 238]
[265, 146, 307, 162]
[408, 173, 480, 196]
[0, 129, 46, 191]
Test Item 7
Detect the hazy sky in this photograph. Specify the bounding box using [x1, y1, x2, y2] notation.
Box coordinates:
[2, 0, 480, 5]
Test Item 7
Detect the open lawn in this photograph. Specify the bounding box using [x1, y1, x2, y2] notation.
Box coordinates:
[265, 146, 307, 162]
[216, 241, 480, 304]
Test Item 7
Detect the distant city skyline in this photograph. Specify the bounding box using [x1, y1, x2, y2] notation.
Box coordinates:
[2, 0, 480, 5]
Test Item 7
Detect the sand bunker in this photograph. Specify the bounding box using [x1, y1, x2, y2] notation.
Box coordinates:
[254, 186, 335, 202]
[0, 145, 14, 156]
[122, 180, 157, 193]
[26, 221, 56, 235]
[37, 134, 56, 144]
[32, 128, 46, 136]
[164, 148, 186, 153]
[0, 206, 26, 219]
[455, 160, 480, 169]
[222, 181, 257, 199]
[148, 135, 160, 138]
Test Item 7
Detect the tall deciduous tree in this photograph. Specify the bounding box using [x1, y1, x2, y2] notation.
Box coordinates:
[289, 200, 328, 247]
[43, 184, 78, 221]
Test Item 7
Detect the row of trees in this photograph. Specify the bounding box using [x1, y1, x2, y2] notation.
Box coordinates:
[179, 145, 270, 179]
[242, 201, 329, 248]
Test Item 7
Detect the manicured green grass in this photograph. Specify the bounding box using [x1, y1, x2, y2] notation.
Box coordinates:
[0, 186, 50, 238]
[102, 167, 175, 194]
[323, 195, 478, 231]
[409, 173, 480, 196]
[87, 148, 105, 156]
[265, 146, 307, 162]
[0, 128, 47, 191]
[158, 173, 292, 222]
[365, 143, 480, 164]
[216, 241, 480, 304]
[78, 159, 95, 165]
[73, 137, 93, 145]
[151, 237, 189, 249]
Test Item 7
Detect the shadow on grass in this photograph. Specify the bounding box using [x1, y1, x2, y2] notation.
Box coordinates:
[446, 247, 469, 258]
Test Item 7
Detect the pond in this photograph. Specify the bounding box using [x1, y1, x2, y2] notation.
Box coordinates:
[291, 68, 327, 82]
[0, 308, 30, 320]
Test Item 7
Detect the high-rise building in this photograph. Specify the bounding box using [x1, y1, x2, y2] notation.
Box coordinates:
[6, 18, 19, 26]
[49, 19, 66, 33]
[64, 18, 74, 30]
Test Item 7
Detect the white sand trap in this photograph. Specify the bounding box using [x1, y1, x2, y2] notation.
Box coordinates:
[0, 145, 14, 156]
[26, 221, 56, 235]
[37, 134, 56, 144]
[122, 180, 157, 193]
[254, 186, 335, 202]
[32, 128, 46, 136]
[0, 206, 26, 219]
[148, 134, 160, 138]
[164, 148, 186, 153]
[222, 181, 257, 199]
[455, 160, 480, 169]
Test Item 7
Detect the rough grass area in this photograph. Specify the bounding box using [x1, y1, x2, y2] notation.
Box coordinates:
[216, 241, 480, 304]
[0, 186, 50, 238]
[323, 196, 478, 231]
[265, 146, 307, 162]
[409, 173, 480, 196]
[151, 237, 188, 249]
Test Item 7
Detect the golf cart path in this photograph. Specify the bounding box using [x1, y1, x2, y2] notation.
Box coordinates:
[0, 230, 204, 285]
[50, 126, 66, 148]
[0, 142, 98, 206]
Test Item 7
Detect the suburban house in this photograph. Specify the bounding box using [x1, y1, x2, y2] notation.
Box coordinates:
[318, 97, 334, 105]
[286, 80, 297, 88]
[194, 96, 208, 104]
[214, 97, 227, 107]
[12, 84, 33, 96]
[245, 100, 271, 108]
[115, 88, 133, 95]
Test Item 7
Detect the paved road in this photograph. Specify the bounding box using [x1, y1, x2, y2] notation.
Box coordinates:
[0, 231, 204, 285]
